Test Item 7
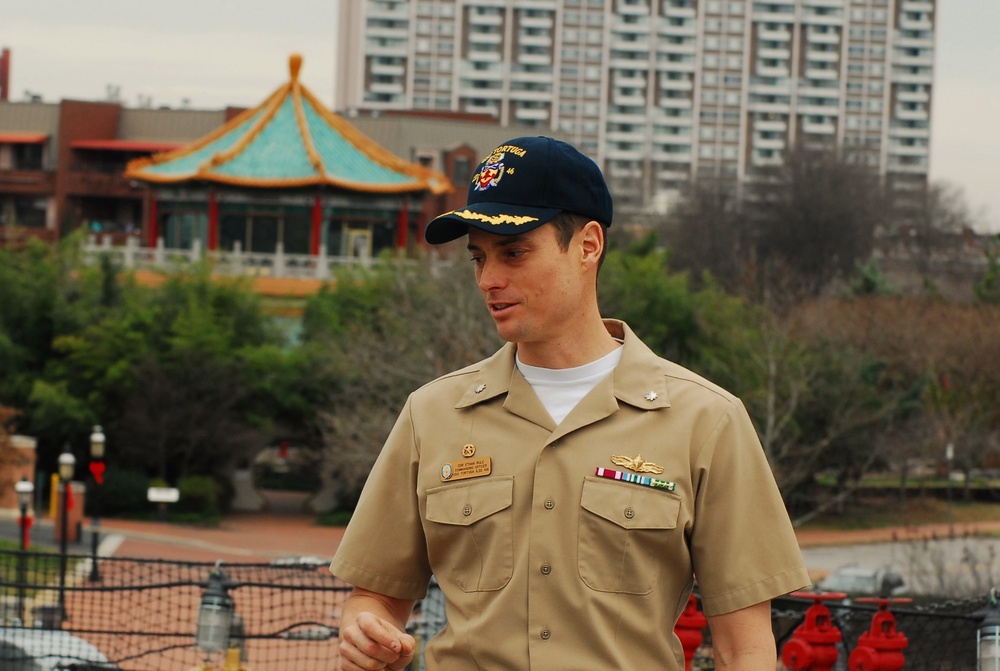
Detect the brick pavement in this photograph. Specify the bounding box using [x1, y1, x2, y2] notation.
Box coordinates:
[8, 488, 1000, 568]
[99, 511, 346, 563]
[0, 490, 346, 565]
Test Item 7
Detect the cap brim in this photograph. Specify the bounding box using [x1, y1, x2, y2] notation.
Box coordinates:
[425, 202, 562, 245]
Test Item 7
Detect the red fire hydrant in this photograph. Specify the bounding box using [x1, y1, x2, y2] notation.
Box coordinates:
[848, 597, 910, 671]
[781, 591, 847, 671]
[674, 594, 707, 671]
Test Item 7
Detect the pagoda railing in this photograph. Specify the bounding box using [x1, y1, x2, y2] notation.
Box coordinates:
[82, 235, 376, 280]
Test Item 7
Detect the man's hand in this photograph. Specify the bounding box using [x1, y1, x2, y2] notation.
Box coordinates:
[340, 611, 415, 670]
[339, 590, 417, 671]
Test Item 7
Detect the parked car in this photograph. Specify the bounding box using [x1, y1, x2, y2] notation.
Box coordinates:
[816, 565, 907, 597]
[0, 627, 116, 671]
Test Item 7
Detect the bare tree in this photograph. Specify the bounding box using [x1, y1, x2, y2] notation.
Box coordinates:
[744, 148, 888, 299]
[668, 177, 750, 292]
[313, 259, 500, 510]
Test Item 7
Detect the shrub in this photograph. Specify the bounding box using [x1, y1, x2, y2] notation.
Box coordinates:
[175, 475, 221, 518]
[89, 466, 153, 518]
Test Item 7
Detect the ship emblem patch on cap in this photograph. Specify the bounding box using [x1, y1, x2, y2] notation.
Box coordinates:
[474, 149, 506, 192]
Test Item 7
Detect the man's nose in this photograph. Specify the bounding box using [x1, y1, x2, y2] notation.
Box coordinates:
[477, 257, 504, 292]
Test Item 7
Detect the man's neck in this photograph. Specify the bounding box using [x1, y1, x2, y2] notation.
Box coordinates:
[515, 319, 620, 369]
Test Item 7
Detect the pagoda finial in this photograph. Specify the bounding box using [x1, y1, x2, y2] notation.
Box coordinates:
[289, 54, 303, 82]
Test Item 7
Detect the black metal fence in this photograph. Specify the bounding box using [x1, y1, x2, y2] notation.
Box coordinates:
[0, 549, 360, 670]
[0, 548, 990, 670]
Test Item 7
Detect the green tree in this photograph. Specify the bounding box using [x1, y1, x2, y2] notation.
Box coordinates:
[303, 258, 500, 510]
[28, 260, 299, 484]
[974, 234, 1000, 303]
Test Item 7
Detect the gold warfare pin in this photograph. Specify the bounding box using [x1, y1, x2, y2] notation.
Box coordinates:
[610, 454, 664, 475]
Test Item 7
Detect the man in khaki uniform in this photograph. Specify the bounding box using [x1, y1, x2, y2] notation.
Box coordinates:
[331, 136, 810, 671]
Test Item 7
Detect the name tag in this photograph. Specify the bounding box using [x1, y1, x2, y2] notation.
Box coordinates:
[441, 457, 492, 482]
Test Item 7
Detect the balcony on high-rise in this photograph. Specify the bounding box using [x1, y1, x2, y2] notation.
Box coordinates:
[899, 13, 933, 32]
[801, 118, 836, 135]
[806, 27, 841, 45]
[757, 25, 793, 42]
[896, 87, 930, 104]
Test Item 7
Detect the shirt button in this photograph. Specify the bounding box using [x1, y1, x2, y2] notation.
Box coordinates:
[544, 499, 555, 510]
[463, 505, 473, 517]
[540, 562, 551, 575]
[549, 440, 560, 447]
[624, 507, 635, 520]
[540, 629, 551, 640]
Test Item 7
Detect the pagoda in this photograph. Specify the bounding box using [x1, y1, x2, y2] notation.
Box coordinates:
[125, 55, 450, 260]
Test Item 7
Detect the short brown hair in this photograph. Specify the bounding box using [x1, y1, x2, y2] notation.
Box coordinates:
[550, 212, 609, 271]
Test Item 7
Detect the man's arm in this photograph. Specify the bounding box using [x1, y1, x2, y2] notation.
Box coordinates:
[706, 601, 776, 671]
[339, 587, 418, 671]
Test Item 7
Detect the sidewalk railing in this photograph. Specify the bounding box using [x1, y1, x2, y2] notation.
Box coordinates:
[0, 548, 989, 670]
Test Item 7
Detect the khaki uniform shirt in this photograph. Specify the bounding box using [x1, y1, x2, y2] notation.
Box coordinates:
[331, 320, 809, 670]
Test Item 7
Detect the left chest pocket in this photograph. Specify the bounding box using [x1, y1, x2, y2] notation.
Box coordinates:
[425, 477, 514, 592]
[578, 476, 682, 594]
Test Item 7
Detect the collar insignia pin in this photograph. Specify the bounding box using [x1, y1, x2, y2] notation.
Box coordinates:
[611, 453, 665, 475]
[644, 391, 658, 402]
[475, 384, 486, 394]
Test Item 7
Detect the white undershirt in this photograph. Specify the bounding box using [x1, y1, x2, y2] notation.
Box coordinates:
[516, 345, 623, 425]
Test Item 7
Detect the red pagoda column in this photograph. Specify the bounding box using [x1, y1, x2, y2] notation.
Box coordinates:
[207, 190, 219, 251]
[147, 195, 159, 246]
[311, 193, 323, 256]
[396, 197, 409, 251]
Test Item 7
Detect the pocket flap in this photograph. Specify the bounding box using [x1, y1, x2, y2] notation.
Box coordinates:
[426, 477, 514, 526]
[580, 477, 680, 530]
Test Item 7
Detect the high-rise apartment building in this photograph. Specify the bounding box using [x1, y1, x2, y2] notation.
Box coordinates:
[336, 0, 935, 212]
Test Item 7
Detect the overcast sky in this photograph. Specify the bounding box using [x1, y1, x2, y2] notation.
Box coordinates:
[5, 0, 999, 232]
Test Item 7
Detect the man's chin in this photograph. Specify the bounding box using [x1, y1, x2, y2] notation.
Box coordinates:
[492, 322, 521, 344]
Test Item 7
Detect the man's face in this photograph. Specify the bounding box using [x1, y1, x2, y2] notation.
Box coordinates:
[467, 224, 590, 349]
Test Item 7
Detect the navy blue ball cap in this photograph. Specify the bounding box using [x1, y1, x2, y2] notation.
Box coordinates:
[425, 136, 614, 245]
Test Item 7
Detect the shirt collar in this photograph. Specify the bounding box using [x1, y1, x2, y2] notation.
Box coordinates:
[454, 320, 671, 411]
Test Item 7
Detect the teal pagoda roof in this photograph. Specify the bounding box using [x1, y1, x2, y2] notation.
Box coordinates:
[126, 55, 450, 195]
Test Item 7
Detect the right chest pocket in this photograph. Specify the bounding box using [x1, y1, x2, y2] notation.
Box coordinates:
[425, 477, 514, 592]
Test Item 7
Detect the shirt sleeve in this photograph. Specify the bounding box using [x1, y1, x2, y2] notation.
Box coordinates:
[688, 399, 811, 616]
[329, 397, 432, 601]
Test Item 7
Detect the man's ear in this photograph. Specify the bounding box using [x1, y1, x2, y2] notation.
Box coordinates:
[579, 220, 604, 269]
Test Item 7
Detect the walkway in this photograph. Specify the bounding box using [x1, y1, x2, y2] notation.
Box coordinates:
[5, 491, 999, 571]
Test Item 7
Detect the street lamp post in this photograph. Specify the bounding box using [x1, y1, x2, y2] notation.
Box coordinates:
[14, 476, 34, 625]
[945, 442, 955, 537]
[978, 588, 1000, 671]
[57, 445, 76, 623]
[88, 425, 106, 582]
[195, 561, 248, 670]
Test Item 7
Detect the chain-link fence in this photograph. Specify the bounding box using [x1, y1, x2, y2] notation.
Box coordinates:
[0, 549, 353, 670]
[0, 548, 992, 670]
